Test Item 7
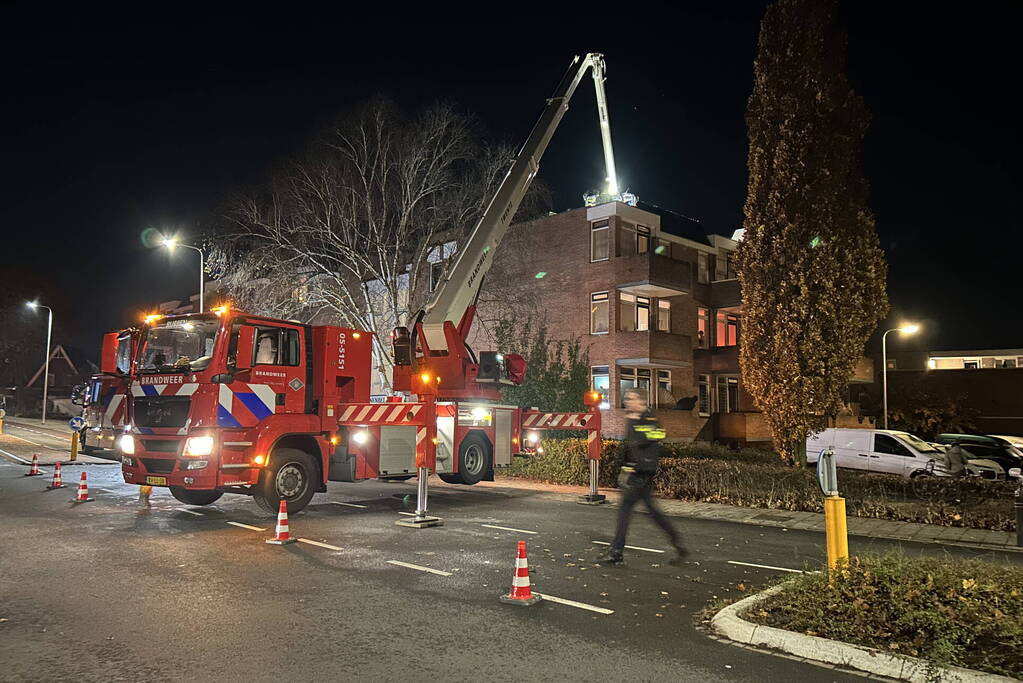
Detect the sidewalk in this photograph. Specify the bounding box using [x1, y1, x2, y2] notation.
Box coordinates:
[481, 476, 1021, 553]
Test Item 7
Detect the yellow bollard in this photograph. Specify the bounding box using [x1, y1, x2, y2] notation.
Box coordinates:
[0, 417, 4, 435]
[69, 431, 79, 462]
[823, 495, 849, 571]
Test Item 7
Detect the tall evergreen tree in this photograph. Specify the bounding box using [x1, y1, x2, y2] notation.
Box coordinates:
[737, 0, 888, 463]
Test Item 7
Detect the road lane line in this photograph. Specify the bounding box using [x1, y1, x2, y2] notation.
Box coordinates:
[331, 502, 368, 509]
[297, 538, 343, 551]
[534, 593, 614, 615]
[0, 448, 32, 464]
[226, 521, 266, 531]
[728, 560, 804, 574]
[386, 560, 452, 576]
[481, 524, 538, 535]
[591, 540, 665, 553]
[2, 431, 59, 450]
[176, 508, 204, 516]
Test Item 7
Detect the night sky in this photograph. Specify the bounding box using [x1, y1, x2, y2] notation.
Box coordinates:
[2, 2, 1020, 361]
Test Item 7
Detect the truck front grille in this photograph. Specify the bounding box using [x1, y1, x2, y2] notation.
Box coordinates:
[133, 396, 191, 429]
[142, 439, 180, 453]
[141, 458, 176, 474]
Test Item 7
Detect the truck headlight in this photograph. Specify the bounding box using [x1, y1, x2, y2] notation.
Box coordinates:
[352, 430, 369, 445]
[527, 431, 539, 444]
[119, 434, 135, 455]
[183, 436, 215, 457]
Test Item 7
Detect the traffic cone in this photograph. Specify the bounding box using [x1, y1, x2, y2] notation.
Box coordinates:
[266, 499, 296, 545]
[499, 540, 541, 606]
[46, 461, 67, 489]
[72, 471, 94, 503]
[25, 454, 42, 476]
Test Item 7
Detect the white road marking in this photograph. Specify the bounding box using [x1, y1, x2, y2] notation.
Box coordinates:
[481, 524, 538, 535]
[591, 540, 665, 553]
[728, 560, 805, 574]
[0, 448, 32, 464]
[331, 502, 367, 509]
[535, 593, 615, 615]
[226, 521, 266, 531]
[2, 431, 61, 450]
[176, 508, 204, 516]
[297, 538, 343, 551]
[386, 560, 452, 576]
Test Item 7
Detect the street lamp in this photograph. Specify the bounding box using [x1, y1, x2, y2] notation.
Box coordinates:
[161, 236, 205, 313]
[881, 323, 920, 430]
[26, 302, 53, 424]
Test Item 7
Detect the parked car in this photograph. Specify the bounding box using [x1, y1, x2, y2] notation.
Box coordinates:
[807, 428, 944, 479]
[987, 434, 1023, 450]
[956, 443, 1022, 480]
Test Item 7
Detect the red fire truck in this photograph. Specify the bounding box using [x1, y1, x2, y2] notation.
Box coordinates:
[115, 54, 620, 519]
[75, 328, 139, 454]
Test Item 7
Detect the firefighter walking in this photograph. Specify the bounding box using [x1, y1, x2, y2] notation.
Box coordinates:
[598, 389, 688, 566]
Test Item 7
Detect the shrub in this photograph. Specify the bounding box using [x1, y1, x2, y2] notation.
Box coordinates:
[504, 439, 1016, 531]
[747, 552, 1023, 678]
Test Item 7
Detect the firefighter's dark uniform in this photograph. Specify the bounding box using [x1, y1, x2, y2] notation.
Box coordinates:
[605, 410, 685, 560]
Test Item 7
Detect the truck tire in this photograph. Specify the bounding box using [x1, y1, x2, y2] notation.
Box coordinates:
[449, 433, 491, 486]
[169, 487, 223, 506]
[253, 448, 318, 515]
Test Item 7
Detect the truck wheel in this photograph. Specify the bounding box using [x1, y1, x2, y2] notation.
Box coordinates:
[452, 433, 491, 485]
[169, 487, 223, 506]
[253, 448, 318, 515]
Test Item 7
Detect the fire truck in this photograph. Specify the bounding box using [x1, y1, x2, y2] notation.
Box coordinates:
[75, 328, 140, 454]
[114, 53, 621, 519]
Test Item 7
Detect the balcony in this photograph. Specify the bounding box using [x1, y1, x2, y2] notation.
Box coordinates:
[614, 331, 693, 367]
[710, 278, 741, 310]
[614, 251, 692, 298]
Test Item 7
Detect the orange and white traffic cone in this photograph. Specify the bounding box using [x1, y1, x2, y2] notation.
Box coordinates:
[72, 471, 94, 503]
[266, 499, 296, 545]
[46, 461, 67, 489]
[25, 453, 43, 476]
[499, 540, 541, 606]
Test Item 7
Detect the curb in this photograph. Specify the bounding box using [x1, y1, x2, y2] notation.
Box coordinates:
[711, 584, 1017, 682]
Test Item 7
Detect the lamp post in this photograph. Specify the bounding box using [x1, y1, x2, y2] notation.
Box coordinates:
[881, 323, 920, 430]
[26, 302, 53, 424]
[161, 237, 205, 313]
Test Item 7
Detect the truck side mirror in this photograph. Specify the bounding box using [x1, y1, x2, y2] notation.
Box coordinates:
[235, 326, 255, 371]
[100, 333, 119, 374]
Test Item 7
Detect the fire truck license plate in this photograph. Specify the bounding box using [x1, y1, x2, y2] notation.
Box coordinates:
[145, 476, 167, 486]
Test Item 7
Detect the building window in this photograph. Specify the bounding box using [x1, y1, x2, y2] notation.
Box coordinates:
[619, 293, 635, 332]
[963, 359, 979, 369]
[591, 220, 609, 262]
[619, 367, 651, 407]
[590, 292, 609, 334]
[886, 358, 897, 370]
[698, 252, 710, 284]
[715, 312, 739, 347]
[697, 307, 709, 348]
[657, 300, 671, 333]
[591, 366, 610, 409]
[655, 369, 672, 408]
[428, 240, 458, 291]
[636, 296, 650, 331]
[636, 225, 650, 254]
[697, 375, 710, 416]
[716, 375, 739, 413]
[1001, 358, 1017, 368]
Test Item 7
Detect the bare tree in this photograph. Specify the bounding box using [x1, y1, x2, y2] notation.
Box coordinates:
[216, 98, 549, 391]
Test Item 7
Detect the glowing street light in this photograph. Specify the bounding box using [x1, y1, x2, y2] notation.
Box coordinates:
[160, 235, 205, 312]
[25, 302, 53, 424]
[881, 323, 921, 430]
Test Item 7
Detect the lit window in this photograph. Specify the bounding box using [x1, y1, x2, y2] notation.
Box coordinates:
[657, 300, 670, 333]
[697, 307, 709, 348]
[636, 296, 650, 331]
[619, 367, 651, 407]
[590, 292, 609, 334]
[619, 293, 636, 332]
[714, 312, 739, 347]
[591, 366, 610, 409]
[656, 369, 672, 408]
[716, 375, 739, 413]
[637, 225, 650, 255]
[591, 220, 609, 262]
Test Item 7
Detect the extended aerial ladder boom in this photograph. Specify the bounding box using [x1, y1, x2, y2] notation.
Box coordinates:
[420, 53, 620, 353]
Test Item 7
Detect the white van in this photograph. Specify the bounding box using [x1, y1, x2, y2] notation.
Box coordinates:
[806, 428, 944, 479]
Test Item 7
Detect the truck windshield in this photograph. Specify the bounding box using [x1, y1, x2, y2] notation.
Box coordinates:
[893, 431, 940, 453]
[140, 319, 220, 373]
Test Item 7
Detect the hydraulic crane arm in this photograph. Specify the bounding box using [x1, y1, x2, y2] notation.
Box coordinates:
[420, 53, 619, 352]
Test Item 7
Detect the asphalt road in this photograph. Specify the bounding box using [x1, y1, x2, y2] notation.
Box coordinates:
[1, 458, 1018, 682]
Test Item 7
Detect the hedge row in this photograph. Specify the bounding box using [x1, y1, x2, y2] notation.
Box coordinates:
[504, 440, 1017, 531]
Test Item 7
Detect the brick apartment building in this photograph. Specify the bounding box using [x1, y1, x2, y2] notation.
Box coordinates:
[470, 200, 764, 441]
